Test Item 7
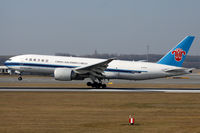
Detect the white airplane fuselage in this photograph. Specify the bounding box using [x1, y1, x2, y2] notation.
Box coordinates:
[5, 54, 190, 80]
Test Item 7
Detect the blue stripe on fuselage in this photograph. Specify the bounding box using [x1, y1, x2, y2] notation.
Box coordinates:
[4, 62, 147, 74]
[4, 62, 76, 68]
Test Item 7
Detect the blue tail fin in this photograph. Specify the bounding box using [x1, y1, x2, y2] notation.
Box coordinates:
[157, 36, 195, 67]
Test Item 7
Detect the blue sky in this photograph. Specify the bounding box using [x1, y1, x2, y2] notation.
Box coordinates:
[1, 0, 200, 55]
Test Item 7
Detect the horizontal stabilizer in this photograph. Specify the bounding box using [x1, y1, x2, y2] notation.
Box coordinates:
[163, 68, 193, 74]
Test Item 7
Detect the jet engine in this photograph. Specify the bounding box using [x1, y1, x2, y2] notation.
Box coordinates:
[54, 68, 76, 81]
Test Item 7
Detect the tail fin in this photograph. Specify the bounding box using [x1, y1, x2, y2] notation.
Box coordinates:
[157, 36, 195, 67]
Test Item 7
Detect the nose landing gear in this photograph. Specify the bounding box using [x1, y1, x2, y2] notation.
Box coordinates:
[18, 73, 23, 81]
[18, 76, 22, 81]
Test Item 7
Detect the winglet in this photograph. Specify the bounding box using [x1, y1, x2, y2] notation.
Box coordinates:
[157, 36, 195, 67]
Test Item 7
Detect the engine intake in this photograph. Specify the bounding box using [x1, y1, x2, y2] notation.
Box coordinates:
[54, 68, 76, 81]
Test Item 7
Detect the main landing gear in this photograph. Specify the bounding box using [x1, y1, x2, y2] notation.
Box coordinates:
[87, 82, 107, 88]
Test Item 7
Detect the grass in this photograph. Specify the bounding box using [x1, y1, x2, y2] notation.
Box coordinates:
[0, 92, 200, 133]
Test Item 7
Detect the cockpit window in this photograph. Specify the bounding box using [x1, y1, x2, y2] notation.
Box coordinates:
[7, 59, 12, 61]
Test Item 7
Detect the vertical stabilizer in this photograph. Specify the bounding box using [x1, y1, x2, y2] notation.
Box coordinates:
[157, 36, 195, 67]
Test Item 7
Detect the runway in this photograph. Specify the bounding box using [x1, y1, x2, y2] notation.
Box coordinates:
[0, 87, 200, 93]
[0, 73, 200, 84]
[0, 74, 200, 93]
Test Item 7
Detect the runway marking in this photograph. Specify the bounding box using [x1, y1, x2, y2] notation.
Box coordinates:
[0, 88, 200, 93]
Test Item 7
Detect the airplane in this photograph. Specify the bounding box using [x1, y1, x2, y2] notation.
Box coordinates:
[4, 36, 195, 88]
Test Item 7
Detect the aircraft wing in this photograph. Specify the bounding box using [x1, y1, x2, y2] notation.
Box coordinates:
[74, 58, 114, 78]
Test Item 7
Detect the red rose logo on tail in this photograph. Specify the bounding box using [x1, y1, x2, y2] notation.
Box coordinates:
[171, 48, 186, 62]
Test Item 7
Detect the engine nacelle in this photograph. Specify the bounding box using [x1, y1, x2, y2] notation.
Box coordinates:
[54, 68, 76, 81]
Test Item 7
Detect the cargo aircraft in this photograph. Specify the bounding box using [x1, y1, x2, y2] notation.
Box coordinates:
[4, 36, 195, 88]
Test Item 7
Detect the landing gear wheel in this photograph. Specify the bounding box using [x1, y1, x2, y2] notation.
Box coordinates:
[87, 82, 92, 86]
[97, 83, 102, 89]
[86, 81, 107, 89]
[18, 77, 22, 81]
[102, 84, 106, 88]
[92, 82, 99, 88]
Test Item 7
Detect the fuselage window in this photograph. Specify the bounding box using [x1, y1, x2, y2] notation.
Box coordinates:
[38, 59, 40, 62]
[46, 59, 48, 62]
[41, 59, 44, 62]
[33, 59, 36, 61]
[29, 58, 32, 61]
[25, 58, 28, 61]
